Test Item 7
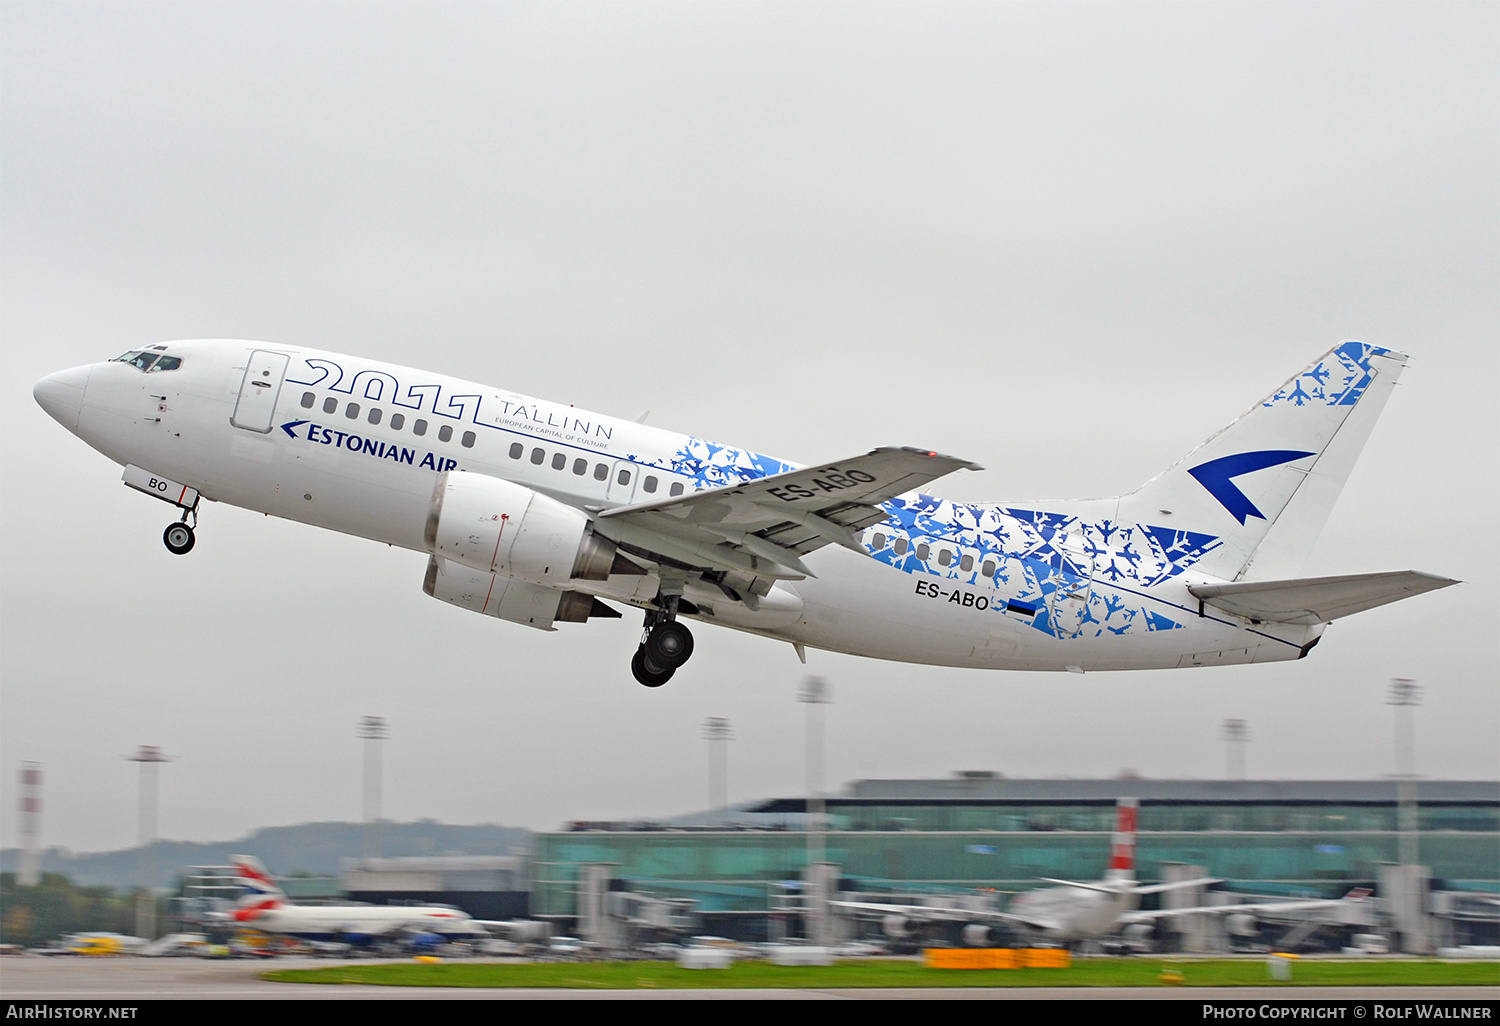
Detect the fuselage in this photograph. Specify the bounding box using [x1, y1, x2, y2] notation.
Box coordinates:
[235, 901, 474, 942]
[34, 339, 1316, 671]
[1008, 881, 1138, 942]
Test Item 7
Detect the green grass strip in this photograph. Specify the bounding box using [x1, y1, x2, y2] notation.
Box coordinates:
[263, 958, 1500, 990]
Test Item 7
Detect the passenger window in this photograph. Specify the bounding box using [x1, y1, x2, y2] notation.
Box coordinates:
[669, 482, 684, 496]
[617, 469, 631, 485]
[368, 408, 382, 425]
[593, 464, 608, 481]
[960, 554, 974, 572]
[551, 452, 566, 470]
[323, 398, 338, 414]
[872, 532, 886, 549]
[462, 431, 476, 448]
[301, 392, 316, 409]
[643, 476, 657, 493]
[531, 448, 545, 465]
[573, 458, 587, 475]
[938, 550, 951, 567]
[438, 425, 453, 443]
[894, 538, 909, 556]
[917, 544, 930, 561]
[982, 560, 996, 576]
[390, 413, 405, 430]
[509, 442, 524, 459]
[413, 419, 427, 436]
[345, 402, 360, 419]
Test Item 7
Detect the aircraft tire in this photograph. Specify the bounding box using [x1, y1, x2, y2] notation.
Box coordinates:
[645, 621, 694, 668]
[632, 647, 674, 687]
[163, 522, 196, 555]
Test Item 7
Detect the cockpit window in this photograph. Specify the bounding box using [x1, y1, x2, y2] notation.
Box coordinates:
[112, 351, 182, 372]
[113, 350, 158, 371]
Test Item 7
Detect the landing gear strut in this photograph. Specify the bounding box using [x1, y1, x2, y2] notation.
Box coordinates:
[163, 508, 197, 555]
[631, 595, 695, 687]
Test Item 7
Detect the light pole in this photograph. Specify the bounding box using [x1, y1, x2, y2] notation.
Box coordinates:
[798, 676, 831, 943]
[357, 715, 389, 859]
[1387, 680, 1421, 868]
[126, 745, 172, 938]
[1221, 719, 1249, 780]
[702, 717, 733, 811]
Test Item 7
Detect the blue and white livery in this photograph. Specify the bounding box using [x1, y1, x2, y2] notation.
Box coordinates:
[34, 340, 1455, 685]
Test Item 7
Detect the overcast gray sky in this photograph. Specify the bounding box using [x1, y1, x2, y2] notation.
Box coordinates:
[3, 1, 1496, 854]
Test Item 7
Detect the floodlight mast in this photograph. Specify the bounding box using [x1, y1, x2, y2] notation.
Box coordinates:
[798, 676, 831, 944]
[357, 715, 389, 859]
[126, 745, 172, 938]
[702, 717, 733, 812]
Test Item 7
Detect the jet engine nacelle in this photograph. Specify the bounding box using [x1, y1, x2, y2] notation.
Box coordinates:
[424, 556, 608, 631]
[881, 915, 910, 939]
[962, 923, 992, 947]
[1226, 912, 1260, 938]
[424, 470, 619, 586]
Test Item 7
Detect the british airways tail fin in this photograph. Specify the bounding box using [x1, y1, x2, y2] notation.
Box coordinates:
[1117, 342, 1406, 581]
[1105, 796, 1137, 881]
[231, 854, 286, 912]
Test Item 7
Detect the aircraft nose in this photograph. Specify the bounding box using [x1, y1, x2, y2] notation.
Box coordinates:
[33, 364, 91, 432]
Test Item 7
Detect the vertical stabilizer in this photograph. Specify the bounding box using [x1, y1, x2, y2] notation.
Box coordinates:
[231, 854, 286, 919]
[1117, 343, 1406, 581]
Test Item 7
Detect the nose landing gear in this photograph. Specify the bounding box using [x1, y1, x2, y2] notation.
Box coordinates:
[631, 596, 695, 687]
[163, 508, 197, 555]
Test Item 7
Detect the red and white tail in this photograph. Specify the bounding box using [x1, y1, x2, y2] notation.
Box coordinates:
[1106, 798, 1139, 878]
[231, 854, 286, 922]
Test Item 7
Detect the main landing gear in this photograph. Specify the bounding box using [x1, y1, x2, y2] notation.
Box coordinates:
[163, 509, 197, 555]
[632, 596, 695, 687]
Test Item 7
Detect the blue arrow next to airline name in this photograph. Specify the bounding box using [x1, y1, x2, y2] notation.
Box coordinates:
[280, 420, 308, 439]
[1187, 450, 1316, 525]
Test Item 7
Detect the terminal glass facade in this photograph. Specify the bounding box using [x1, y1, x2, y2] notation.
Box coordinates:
[533, 783, 1499, 918]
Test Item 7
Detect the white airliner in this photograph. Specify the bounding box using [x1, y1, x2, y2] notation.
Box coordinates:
[833, 798, 1372, 945]
[34, 339, 1454, 685]
[221, 855, 479, 945]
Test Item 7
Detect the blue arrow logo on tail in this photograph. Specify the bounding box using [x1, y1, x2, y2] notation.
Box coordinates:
[1187, 450, 1316, 525]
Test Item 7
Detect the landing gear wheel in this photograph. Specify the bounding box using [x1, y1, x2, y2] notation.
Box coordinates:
[645, 621, 694, 669]
[163, 522, 196, 555]
[631, 648, 675, 688]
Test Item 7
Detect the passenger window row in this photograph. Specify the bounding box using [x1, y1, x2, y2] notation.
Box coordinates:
[301, 392, 476, 447]
[870, 532, 995, 576]
[504, 441, 685, 496]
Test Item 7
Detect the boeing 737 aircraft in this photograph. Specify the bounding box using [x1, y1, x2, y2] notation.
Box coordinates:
[220, 855, 480, 946]
[34, 339, 1454, 685]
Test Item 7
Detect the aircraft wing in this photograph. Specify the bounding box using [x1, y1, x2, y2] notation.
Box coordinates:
[1188, 571, 1457, 626]
[1122, 888, 1372, 922]
[829, 900, 1056, 933]
[594, 447, 980, 582]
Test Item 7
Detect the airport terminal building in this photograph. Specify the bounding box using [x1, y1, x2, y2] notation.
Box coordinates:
[532, 775, 1499, 947]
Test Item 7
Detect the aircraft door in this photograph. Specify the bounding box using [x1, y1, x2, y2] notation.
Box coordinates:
[1045, 532, 1095, 638]
[231, 350, 290, 433]
[606, 461, 638, 504]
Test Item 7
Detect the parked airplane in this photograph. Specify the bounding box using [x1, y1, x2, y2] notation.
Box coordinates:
[219, 855, 480, 946]
[34, 339, 1455, 685]
[832, 798, 1371, 945]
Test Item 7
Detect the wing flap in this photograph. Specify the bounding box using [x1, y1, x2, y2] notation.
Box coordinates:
[1189, 570, 1457, 626]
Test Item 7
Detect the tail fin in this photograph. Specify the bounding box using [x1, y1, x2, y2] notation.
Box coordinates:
[1106, 797, 1138, 879]
[1117, 342, 1406, 581]
[231, 855, 285, 920]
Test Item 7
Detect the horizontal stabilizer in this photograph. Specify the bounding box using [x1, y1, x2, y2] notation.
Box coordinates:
[1189, 570, 1457, 626]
